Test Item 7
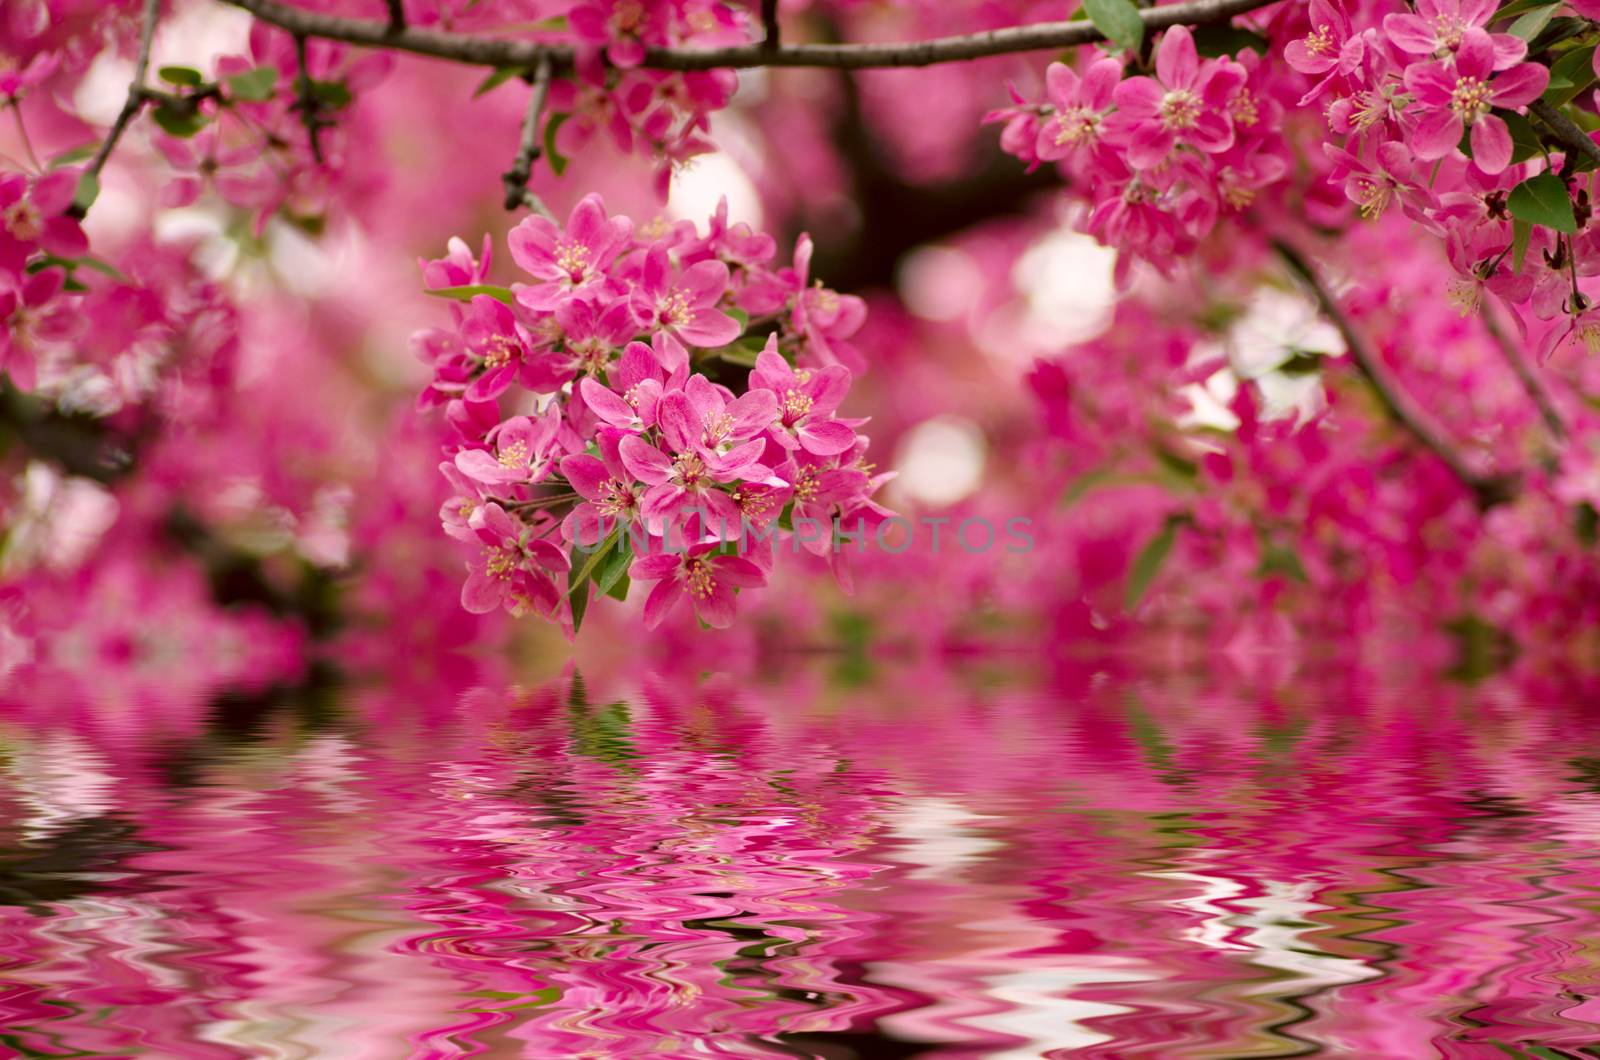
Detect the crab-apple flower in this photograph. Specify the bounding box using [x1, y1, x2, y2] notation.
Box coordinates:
[1035, 57, 1121, 162]
[460, 503, 569, 617]
[1402, 34, 1548, 173]
[460, 295, 535, 402]
[1107, 26, 1246, 168]
[749, 337, 857, 456]
[0, 170, 87, 273]
[630, 542, 767, 629]
[629, 242, 741, 348]
[1384, 0, 1528, 69]
[455, 407, 564, 487]
[560, 430, 643, 545]
[509, 194, 633, 311]
[0, 269, 83, 392]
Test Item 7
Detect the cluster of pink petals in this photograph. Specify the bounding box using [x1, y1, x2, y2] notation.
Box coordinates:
[1280, 0, 1600, 354]
[551, 2, 749, 197]
[988, 26, 1288, 274]
[415, 195, 891, 631]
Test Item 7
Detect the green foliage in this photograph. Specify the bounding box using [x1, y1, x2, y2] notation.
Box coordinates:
[158, 65, 204, 87]
[1125, 514, 1185, 611]
[1507, 172, 1577, 234]
[424, 284, 516, 306]
[474, 66, 524, 98]
[1082, 0, 1144, 53]
[152, 98, 209, 138]
[225, 67, 278, 103]
[543, 112, 572, 176]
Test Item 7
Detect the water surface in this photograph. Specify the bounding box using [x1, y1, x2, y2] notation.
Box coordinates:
[4, 662, 1600, 1058]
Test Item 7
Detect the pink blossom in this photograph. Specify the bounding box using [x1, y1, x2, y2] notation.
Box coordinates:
[420, 235, 492, 290]
[1106, 26, 1245, 168]
[1035, 57, 1121, 162]
[455, 406, 564, 487]
[1, 269, 83, 391]
[579, 339, 676, 432]
[628, 241, 741, 348]
[749, 337, 856, 456]
[0, 51, 57, 99]
[630, 541, 766, 629]
[658, 375, 777, 475]
[560, 429, 642, 545]
[1402, 33, 1548, 173]
[1284, 0, 1356, 77]
[460, 294, 535, 402]
[459, 503, 568, 616]
[509, 194, 632, 311]
[1384, 0, 1528, 70]
[0, 170, 86, 274]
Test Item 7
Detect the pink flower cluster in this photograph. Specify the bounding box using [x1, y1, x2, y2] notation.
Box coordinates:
[987, 26, 1288, 272]
[552, 1, 749, 197]
[414, 195, 892, 630]
[1283, 0, 1594, 352]
[0, 169, 87, 391]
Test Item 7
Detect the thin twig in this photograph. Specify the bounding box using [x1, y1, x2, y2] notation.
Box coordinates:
[291, 32, 326, 164]
[1529, 99, 1600, 171]
[501, 54, 553, 211]
[385, 0, 404, 34]
[8, 103, 42, 171]
[1273, 240, 1519, 510]
[71, 0, 160, 217]
[1482, 302, 1567, 443]
[219, 0, 1280, 71]
[761, 0, 780, 51]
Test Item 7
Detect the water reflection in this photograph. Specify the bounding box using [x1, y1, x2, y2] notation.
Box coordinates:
[3, 662, 1600, 1057]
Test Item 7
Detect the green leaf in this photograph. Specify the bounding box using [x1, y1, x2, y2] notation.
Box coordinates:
[1509, 2, 1558, 39]
[1493, 0, 1560, 23]
[1255, 542, 1308, 583]
[74, 254, 127, 281]
[1125, 515, 1183, 611]
[424, 284, 516, 305]
[71, 172, 99, 214]
[474, 66, 524, 98]
[604, 572, 631, 602]
[569, 572, 590, 633]
[1530, 15, 1586, 51]
[151, 100, 208, 138]
[594, 538, 632, 599]
[310, 79, 352, 110]
[567, 528, 619, 599]
[158, 65, 204, 87]
[1508, 171, 1577, 233]
[543, 111, 572, 176]
[225, 67, 278, 102]
[1499, 109, 1544, 164]
[1544, 44, 1598, 106]
[1082, 0, 1144, 53]
[714, 335, 766, 368]
[1512, 217, 1533, 273]
[1191, 22, 1269, 57]
[48, 142, 99, 168]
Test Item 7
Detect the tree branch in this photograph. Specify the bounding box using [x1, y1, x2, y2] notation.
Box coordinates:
[71, 0, 159, 218]
[385, 0, 404, 34]
[761, 0, 780, 51]
[1273, 240, 1518, 510]
[1482, 302, 1567, 443]
[219, 0, 1280, 71]
[1529, 99, 1600, 171]
[501, 54, 553, 211]
[291, 32, 327, 164]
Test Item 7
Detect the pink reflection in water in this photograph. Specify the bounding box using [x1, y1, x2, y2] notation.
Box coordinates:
[2, 663, 1600, 1057]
